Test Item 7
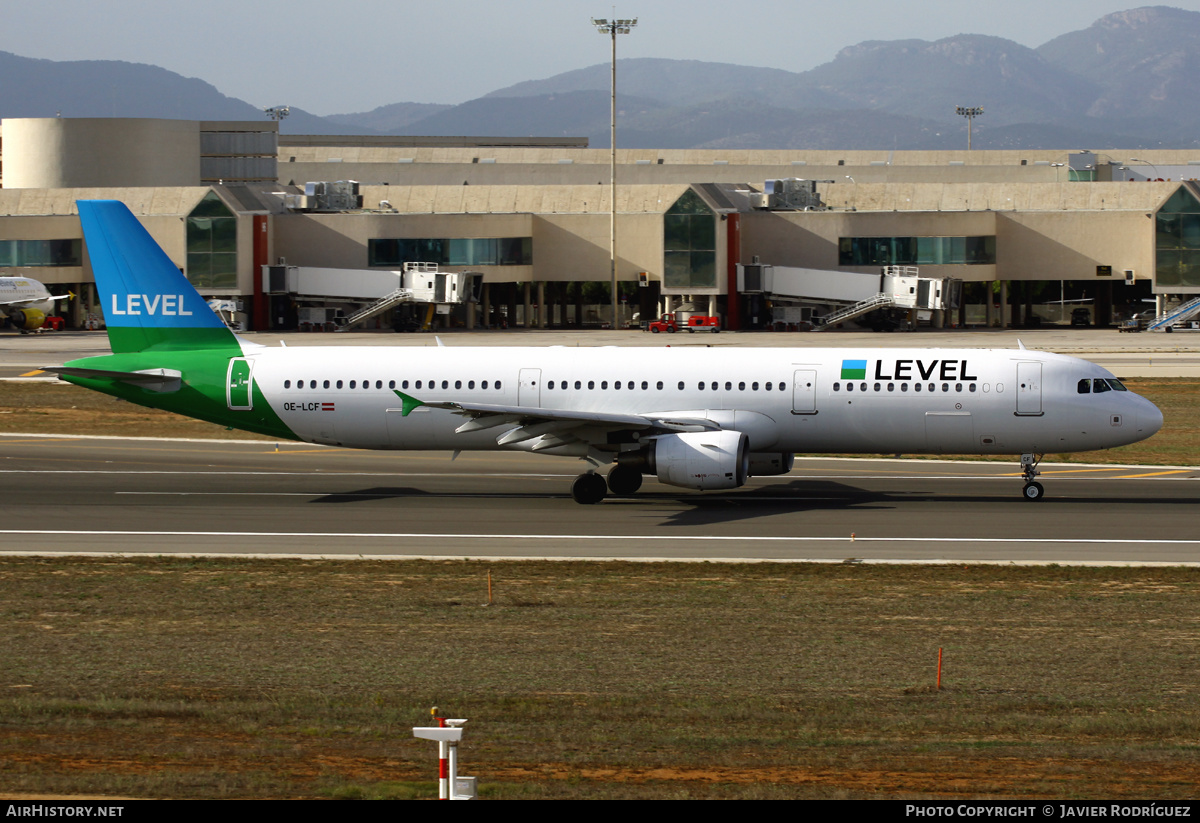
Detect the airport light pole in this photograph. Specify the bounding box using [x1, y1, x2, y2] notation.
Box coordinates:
[1129, 157, 1161, 181]
[955, 106, 983, 151]
[593, 16, 637, 329]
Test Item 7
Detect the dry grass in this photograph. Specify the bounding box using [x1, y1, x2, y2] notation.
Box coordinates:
[3, 558, 1200, 799]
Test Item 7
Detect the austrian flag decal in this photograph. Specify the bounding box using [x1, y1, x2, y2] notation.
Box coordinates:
[321, 402, 335, 411]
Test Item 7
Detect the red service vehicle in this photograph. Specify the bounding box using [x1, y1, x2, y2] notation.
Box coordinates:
[687, 315, 721, 333]
[647, 312, 681, 333]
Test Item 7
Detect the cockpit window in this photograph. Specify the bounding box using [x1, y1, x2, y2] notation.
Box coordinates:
[1092, 379, 1111, 393]
[1078, 379, 1091, 394]
[1107, 379, 1128, 392]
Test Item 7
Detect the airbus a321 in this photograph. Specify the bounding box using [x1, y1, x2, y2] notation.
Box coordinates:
[51, 200, 1163, 503]
[0, 276, 73, 332]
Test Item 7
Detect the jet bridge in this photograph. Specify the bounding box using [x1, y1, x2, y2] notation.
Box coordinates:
[261, 263, 481, 330]
[737, 263, 959, 330]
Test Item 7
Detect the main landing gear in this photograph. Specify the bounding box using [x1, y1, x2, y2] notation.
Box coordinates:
[570, 465, 644, 504]
[1020, 453, 1044, 501]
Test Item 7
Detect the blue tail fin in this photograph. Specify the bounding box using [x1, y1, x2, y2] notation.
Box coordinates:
[77, 200, 238, 353]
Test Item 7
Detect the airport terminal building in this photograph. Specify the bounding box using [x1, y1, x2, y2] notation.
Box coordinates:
[1, 117, 1197, 331]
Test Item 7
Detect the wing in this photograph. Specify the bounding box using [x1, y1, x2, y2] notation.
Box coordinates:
[395, 391, 718, 453]
[0, 292, 74, 309]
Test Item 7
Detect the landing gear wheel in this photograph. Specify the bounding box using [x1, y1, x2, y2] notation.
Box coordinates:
[606, 465, 643, 496]
[571, 472, 608, 504]
[1022, 482, 1045, 501]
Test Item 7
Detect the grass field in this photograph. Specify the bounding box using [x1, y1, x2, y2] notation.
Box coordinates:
[1, 380, 1198, 799]
[2, 558, 1200, 799]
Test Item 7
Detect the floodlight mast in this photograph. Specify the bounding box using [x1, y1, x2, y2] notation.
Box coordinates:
[593, 16, 638, 329]
[955, 106, 983, 151]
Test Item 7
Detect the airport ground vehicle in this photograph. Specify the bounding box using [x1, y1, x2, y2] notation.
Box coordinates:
[686, 315, 721, 333]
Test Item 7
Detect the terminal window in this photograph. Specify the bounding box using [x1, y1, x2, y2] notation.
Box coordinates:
[664, 189, 716, 290]
[1155, 187, 1200, 289]
[838, 236, 996, 266]
[186, 192, 238, 289]
[369, 237, 532, 267]
[0, 239, 82, 267]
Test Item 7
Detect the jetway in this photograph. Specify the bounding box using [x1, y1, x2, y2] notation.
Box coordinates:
[261, 262, 481, 330]
[737, 263, 959, 330]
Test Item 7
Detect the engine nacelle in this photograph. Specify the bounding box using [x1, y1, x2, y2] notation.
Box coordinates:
[747, 452, 794, 477]
[648, 430, 749, 491]
[8, 309, 46, 331]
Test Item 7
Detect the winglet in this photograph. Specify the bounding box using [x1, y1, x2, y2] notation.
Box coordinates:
[1017, 338, 1027, 350]
[393, 390, 425, 416]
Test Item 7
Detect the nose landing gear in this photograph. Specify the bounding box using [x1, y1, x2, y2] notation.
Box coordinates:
[1020, 453, 1044, 500]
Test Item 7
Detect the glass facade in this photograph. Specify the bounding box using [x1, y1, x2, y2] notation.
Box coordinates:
[0, 239, 82, 267]
[663, 189, 716, 290]
[369, 237, 532, 267]
[186, 192, 238, 289]
[839, 236, 996, 266]
[1155, 187, 1200, 289]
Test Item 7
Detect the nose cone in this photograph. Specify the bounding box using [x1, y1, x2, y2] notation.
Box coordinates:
[1139, 398, 1164, 439]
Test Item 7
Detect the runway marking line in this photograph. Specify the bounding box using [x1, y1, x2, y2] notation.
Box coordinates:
[3, 529, 1200, 546]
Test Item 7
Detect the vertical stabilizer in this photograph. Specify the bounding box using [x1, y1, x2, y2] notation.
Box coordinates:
[77, 200, 239, 353]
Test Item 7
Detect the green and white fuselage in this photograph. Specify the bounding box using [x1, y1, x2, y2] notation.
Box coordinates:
[56, 201, 1164, 503]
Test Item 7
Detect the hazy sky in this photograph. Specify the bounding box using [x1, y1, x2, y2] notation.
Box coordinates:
[4, 1, 1198, 115]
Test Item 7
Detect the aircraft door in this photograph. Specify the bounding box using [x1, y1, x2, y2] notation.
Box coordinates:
[792, 369, 817, 414]
[1016, 362, 1043, 415]
[518, 368, 542, 407]
[227, 358, 253, 411]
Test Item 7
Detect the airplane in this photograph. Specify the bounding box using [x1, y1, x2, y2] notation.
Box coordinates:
[0, 275, 73, 332]
[49, 200, 1163, 504]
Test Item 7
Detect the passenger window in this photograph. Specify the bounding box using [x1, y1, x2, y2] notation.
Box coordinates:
[656, 381, 663, 390]
[574, 380, 581, 390]
[969, 384, 976, 393]
[588, 381, 595, 390]
[455, 380, 462, 389]
[752, 382, 759, 391]
[284, 380, 291, 389]
[833, 382, 840, 391]
[323, 380, 330, 389]
[739, 382, 745, 391]
[376, 381, 383, 389]
[614, 381, 621, 390]
[698, 382, 705, 391]
[725, 382, 732, 391]
[310, 380, 317, 389]
[601, 381, 608, 390]
[482, 381, 489, 389]
[495, 381, 502, 389]
[642, 381, 649, 390]
[766, 382, 773, 391]
[678, 381, 685, 390]
[847, 383, 854, 392]
[469, 380, 475, 389]
[711, 382, 718, 391]
[337, 380, 344, 389]
[415, 380, 422, 389]
[390, 380, 397, 389]
[914, 383, 922, 392]
[874, 383, 881, 392]
[887, 383, 894, 392]
[442, 380, 449, 389]
[955, 384, 962, 392]
[901, 383, 908, 392]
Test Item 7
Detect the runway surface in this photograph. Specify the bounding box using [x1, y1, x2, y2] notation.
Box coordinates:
[2, 434, 1198, 564]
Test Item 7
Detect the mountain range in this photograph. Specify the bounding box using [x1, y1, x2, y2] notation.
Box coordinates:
[3, 6, 1199, 150]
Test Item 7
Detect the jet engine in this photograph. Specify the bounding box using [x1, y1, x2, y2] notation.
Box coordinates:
[8, 309, 46, 331]
[645, 430, 749, 491]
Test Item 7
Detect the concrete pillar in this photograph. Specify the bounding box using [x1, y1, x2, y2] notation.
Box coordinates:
[523, 281, 532, 328]
[1000, 281, 1009, 328]
[708, 294, 716, 317]
[984, 281, 995, 328]
[537, 281, 546, 328]
[481, 283, 491, 329]
[466, 300, 477, 330]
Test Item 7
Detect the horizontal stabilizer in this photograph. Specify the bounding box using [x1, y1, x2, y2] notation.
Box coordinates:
[44, 366, 183, 393]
